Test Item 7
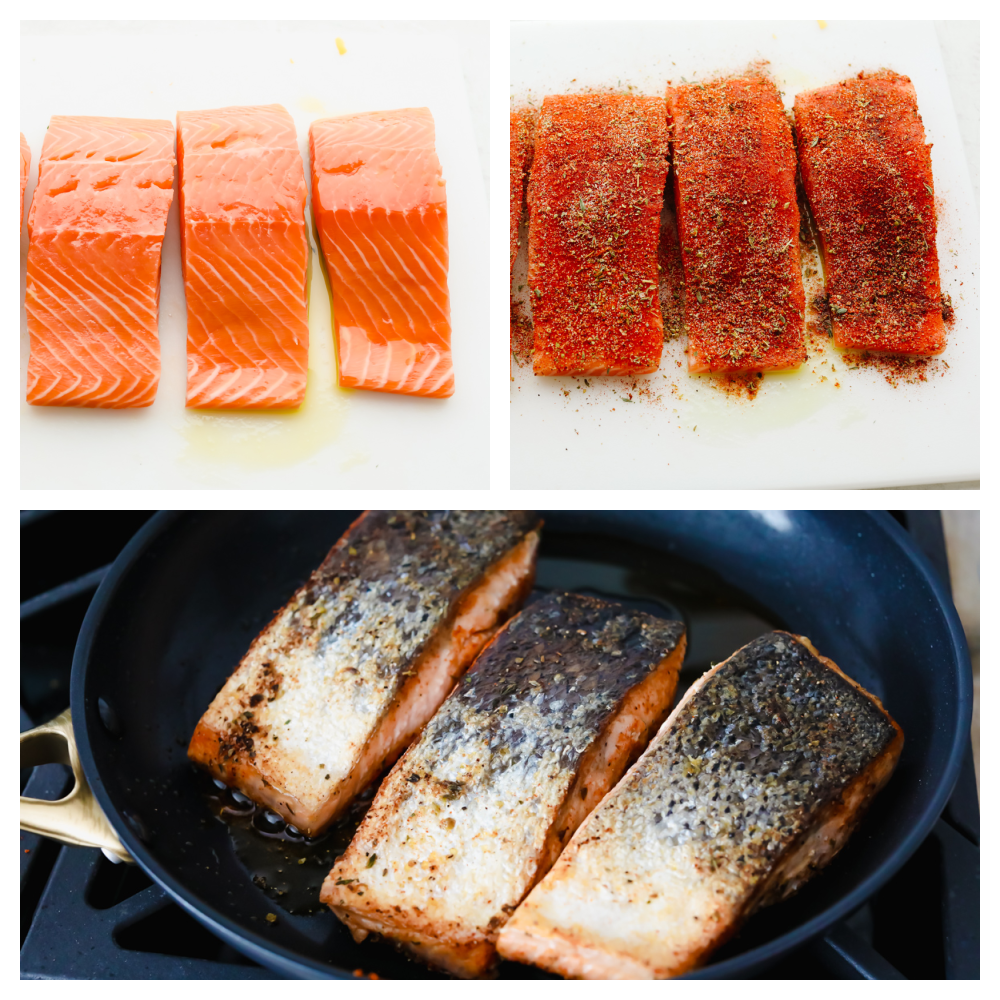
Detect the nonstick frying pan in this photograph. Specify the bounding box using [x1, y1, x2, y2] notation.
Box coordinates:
[20, 511, 972, 978]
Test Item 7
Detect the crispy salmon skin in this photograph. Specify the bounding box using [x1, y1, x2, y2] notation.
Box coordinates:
[794, 70, 945, 355]
[528, 94, 668, 376]
[322, 592, 686, 978]
[189, 511, 541, 837]
[667, 73, 806, 373]
[498, 631, 903, 979]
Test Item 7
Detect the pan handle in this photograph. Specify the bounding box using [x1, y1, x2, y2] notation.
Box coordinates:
[20, 708, 132, 864]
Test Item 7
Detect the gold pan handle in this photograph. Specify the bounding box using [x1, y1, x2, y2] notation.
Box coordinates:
[20, 708, 132, 864]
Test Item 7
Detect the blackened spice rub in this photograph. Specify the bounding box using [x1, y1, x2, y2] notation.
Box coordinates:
[794, 70, 946, 355]
[528, 94, 669, 376]
[189, 511, 542, 837]
[510, 109, 537, 274]
[322, 592, 686, 978]
[499, 631, 903, 980]
[667, 74, 806, 373]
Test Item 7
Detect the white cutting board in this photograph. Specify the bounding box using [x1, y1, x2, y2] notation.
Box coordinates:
[510, 21, 979, 489]
[20, 21, 488, 489]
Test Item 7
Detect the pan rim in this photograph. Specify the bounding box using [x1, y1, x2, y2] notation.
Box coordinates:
[69, 509, 973, 979]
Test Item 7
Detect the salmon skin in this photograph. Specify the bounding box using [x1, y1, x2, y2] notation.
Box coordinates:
[189, 511, 541, 838]
[794, 71, 945, 355]
[528, 94, 668, 377]
[177, 104, 310, 408]
[24, 116, 174, 408]
[667, 74, 806, 373]
[498, 631, 903, 979]
[310, 108, 453, 398]
[509, 109, 536, 274]
[322, 592, 686, 978]
[20, 133, 30, 233]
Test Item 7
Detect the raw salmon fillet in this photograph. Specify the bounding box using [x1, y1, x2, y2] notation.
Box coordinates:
[510, 109, 535, 274]
[177, 104, 310, 408]
[20, 133, 30, 233]
[310, 107, 453, 398]
[24, 116, 174, 408]
[667, 74, 806, 373]
[498, 632, 903, 979]
[528, 94, 668, 376]
[795, 70, 945, 355]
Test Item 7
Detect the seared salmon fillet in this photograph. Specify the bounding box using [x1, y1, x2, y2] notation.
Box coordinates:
[528, 94, 668, 376]
[24, 116, 175, 408]
[794, 70, 945, 355]
[189, 511, 541, 837]
[322, 592, 686, 978]
[667, 74, 806, 373]
[498, 631, 903, 979]
[510, 109, 535, 273]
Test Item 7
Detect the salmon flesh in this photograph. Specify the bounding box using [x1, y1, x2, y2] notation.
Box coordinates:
[667, 74, 806, 373]
[321, 592, 686, 978]
[309, 108, 453, 398]
[189, 511, 541, 837]
[24, 116, 175, 407]
[528, 94, 668, 377]
[794, 71, 945, 355]
[498, 631, 903, 979]
[177, 104, 310, 408]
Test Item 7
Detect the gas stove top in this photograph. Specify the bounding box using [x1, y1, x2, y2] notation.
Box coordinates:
[19, 511, 980, 979]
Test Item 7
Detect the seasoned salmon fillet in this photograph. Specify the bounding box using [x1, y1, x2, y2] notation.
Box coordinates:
[309, 108, 453, 398]
[667, 74, 806, 373]
[498, 631, 903, 979]
[510, 109, 535, 273]
[24, 115, 175, 407]
[177, 104, 310, 408]
[528, 94, 668, 376]
[794, 70, 945, 355]
[322, 592, 686, 978]
[189, 511, 541, 837]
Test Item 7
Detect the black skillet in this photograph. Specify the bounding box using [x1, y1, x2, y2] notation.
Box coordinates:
[61, 511, 970, 978]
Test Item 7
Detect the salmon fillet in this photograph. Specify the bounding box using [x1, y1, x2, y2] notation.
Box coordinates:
[322, 592, 686, 978]
[509, 109, 535, 274]
[498, 631, 903, 979]
[20, 133, 30, 233]
[177, 104, 309, 409]
[189, 511, 541, 837]
[24, 115, 175, 407]
[667, 74, 806, 373]
[528, 94, 668, 376]
[309, 108, 453, 398]
[794, 70, 945, 355]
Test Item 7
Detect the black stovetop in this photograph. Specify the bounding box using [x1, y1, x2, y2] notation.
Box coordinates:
[19, 510, 980, 979]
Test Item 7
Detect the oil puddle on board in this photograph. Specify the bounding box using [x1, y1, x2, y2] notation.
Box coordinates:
[180, 251, 347, 468]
